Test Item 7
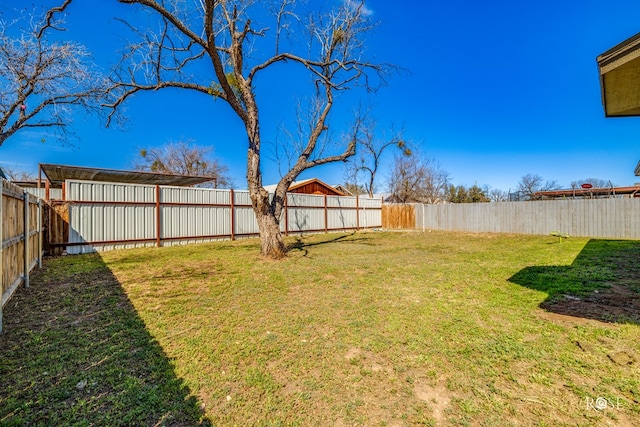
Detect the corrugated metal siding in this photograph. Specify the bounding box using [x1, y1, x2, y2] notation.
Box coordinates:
[286, 194, 325, 232]
[233, 190, 259, 236]
[358, 196, 383, 228]
[63, 181, 382, 253]
[24, 187, 63, 200]
[417, 199, 640, 239]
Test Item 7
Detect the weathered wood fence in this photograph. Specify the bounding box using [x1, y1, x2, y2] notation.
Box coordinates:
[402, 199, 640, 239]
[382, 204, 416, 229]
[1, 180, 43, 333]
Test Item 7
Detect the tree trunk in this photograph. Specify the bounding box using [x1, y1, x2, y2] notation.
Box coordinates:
[255, 209, 287, 259]
[249, 183, 287, 260]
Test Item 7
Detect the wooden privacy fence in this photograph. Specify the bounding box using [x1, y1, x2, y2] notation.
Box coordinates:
[1, 180, 43, 333]
[51, 180, 383, 254]
[382, 204, 416, 229]
[406, 199, 640, 239]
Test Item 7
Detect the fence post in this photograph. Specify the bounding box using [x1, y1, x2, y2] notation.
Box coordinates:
[0, 180, 4, 333]
[284, 194, 289, 236]
[155, 185, 161, 248]
[23, 190, 29, 288]
[324, 194, 328, 233]
[230, 189, 235, 240]
[356, 195, 360, 230]
[38, 199, 43, 268]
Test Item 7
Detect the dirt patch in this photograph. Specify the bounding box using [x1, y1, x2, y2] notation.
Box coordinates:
[541, 284, 640, 324]
[413, 380, 451, 425]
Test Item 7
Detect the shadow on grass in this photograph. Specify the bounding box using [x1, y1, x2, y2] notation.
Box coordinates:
[286, 231, 368, 252]
[509, 239, 640, 324]
[0, 254, 210, 426]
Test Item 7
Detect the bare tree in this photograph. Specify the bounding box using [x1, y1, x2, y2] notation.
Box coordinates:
[0, 166, 36, 181]
[0, 0, 107, 148]
[516, 173, 559, 201]
[487, 187, 509, 202]
[570, 178, 614, 189]
[133, 140, 233, 188]
[344, 118, 410, 197]
[387, 154, 450, 204]
[109, 0, 387, 259]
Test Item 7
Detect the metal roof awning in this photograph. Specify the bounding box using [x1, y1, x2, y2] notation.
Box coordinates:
[535, 186, 640, 199]
[597, 32, 640, 117]
[39, 163, 215, 187]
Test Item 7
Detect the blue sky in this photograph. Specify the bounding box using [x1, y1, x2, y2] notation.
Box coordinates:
[2, 0, 640, 192]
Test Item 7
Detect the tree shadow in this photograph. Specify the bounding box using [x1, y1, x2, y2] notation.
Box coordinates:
[286, 231, 369, 255]
[0, 254, 211, 426]
[509, 239, 640, 324]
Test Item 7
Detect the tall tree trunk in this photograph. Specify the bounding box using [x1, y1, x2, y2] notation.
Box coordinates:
[251, 189, 287, 259]
[246, 120, 287, 260]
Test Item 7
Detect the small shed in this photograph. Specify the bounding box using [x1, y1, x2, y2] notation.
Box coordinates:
[264, 178, 345, 196]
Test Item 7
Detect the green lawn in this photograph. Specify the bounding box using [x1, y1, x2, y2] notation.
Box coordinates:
[1, 231, 638, 426]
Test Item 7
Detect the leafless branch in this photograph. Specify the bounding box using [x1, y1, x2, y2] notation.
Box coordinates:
[112, 0, 394, 258]
[0, 2, 108, 148]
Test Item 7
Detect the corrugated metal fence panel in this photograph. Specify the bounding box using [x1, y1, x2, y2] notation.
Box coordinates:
[24, 187, 63, 200]
[233, 190, 260, 236]
[327, 195, 356, 208]
[161, 205, 231, 240]
[63, 181, 383, 253]
[418, 199, 640, 238]
[358, 197, 382, 228]
[160, 186, 232, 245]
[289, 193, 326, 207]
[67, 180, 156, 254]
[161, 186, 231, 205]
[68, 204, 156, 254]
[67, 180, 156, 202]
[287, 194, 325, 232]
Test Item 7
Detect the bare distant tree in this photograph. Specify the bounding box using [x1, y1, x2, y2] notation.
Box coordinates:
[1, 166, 36, 181]
[133, 140, 233, 188]
[516, 173, 559, 200]
[109, 0, 389, 259]
[570, 178, 614, 189]
[344, 118, 410, 197]
[488, 187, 509, 202]
[387, 154, 450, 203]
[0, 0, 107, 148]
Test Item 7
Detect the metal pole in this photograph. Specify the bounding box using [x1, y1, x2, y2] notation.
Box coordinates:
[155, 185, 161, 247]
[284, 194, 289, 236]
[23, 190, 29, 288]
[230, 189, 235, 240]
[324, 194, 328, 233]
[38, 199, 43, 267]
[356, 195, 360, 230]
